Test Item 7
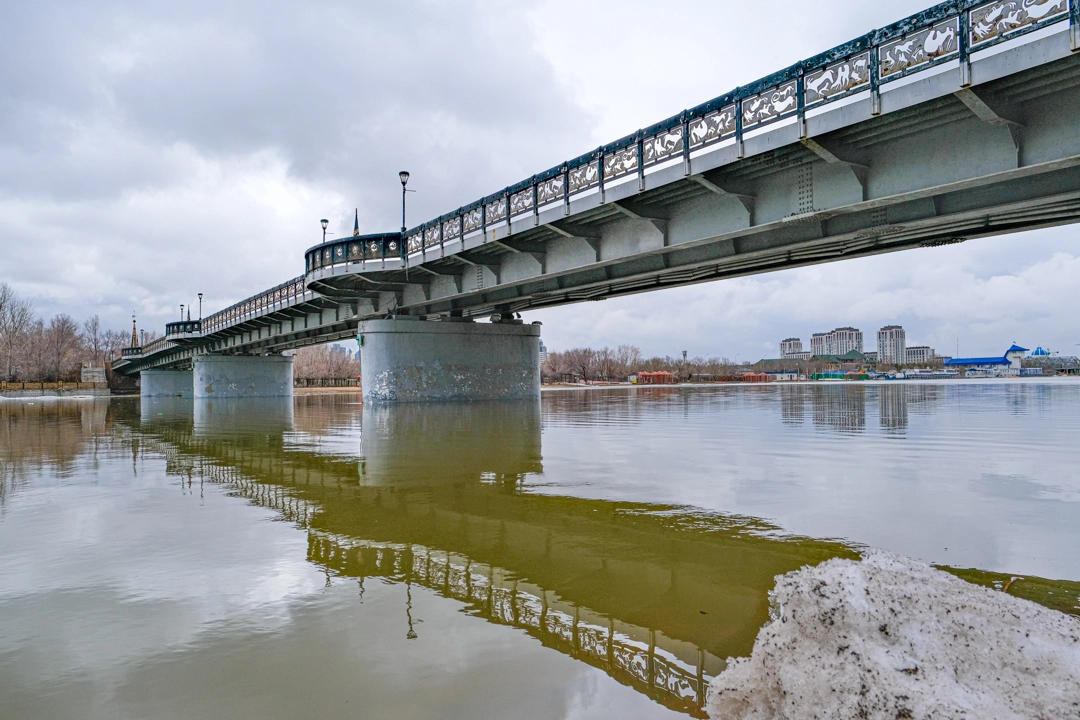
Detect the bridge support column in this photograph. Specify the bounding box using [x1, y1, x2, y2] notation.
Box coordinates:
[140, 369, 193, 398]
[193, 355, 294, 399]
[358, 318, 540, 403]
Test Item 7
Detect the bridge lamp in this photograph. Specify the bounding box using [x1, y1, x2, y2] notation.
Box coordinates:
[198, 293, 203, 321]
[180, 304, 184, 321]
[320, 218, 329, 243]
[399, 171, 410, 234]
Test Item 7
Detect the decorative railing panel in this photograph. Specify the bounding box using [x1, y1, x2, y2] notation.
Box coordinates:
[568, 160, 599, 194]
[805, 52, 871, 105]
[741, 80, 798, 128]
[485, 197, 507, 224]
[879, 16, 960, 80]
[443, 218, 461, 241]
[537, 175, 564, 205]
[643, 127, 684, 166]
[509, 187, 534, 216]
[688, 106, 737, 148]
[970, 0, 1069, 48]
[423, 226, 439, 249]
[603, 146, 638, 180]
[463, 207, 483, 233]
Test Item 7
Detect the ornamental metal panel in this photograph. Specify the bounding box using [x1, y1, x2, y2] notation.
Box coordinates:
[537, 175, 564, 205]
[742, 80, 798, 128]
[688, 105, 736, 147]
[568, 160, 599, 193]
[422, 227, 438, 249]
[333, 244, 345, 262]
[969, 0, 1068, 48]
[485, 198, 507, 224]
[509, 187, 534, 215]
[603, 146, 637, 180]
[367, 240, 383, 259]
[878, 16, 959, 80]
[408, 233, 423, 254]
[805, 52, 871, 106]
[443, 219, 461, 241]
[386, 238, 399, 255]
[643, 126, 684, 165]
[463, 207, 482, 232]
[349, 242, 363, 259]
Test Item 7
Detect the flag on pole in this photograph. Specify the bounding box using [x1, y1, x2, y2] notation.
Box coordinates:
[353, 209, 360, 237]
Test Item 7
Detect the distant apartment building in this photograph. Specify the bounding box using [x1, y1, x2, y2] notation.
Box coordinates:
[905, 345, 935, 364]
[780, 338, 803, 357]
[538, 340, 549, 368]
[811, 327, 863, 356]
[877, 325, 906, 364]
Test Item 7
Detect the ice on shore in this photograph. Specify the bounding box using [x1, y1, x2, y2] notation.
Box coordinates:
[707, 550, 1080, 719]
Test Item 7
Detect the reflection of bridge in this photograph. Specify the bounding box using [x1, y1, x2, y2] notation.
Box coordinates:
[115, 1, 1080, 403]
[129, 397, 854, 717]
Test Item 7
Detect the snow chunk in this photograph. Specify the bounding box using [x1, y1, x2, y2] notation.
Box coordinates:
[707, 550, 1080, 719]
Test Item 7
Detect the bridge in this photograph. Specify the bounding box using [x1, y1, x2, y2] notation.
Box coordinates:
[113, 0, 1080, 401]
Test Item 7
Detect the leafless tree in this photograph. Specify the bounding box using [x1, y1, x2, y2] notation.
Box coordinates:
[44, 314, 84, 381]
[292, 343, 361, 379]
[0, 284, 34, 380]
[83, 315, 104, 366]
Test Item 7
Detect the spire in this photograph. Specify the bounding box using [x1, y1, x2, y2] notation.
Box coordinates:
[353, 208, 360, 237]
[130, 315, 138, 348]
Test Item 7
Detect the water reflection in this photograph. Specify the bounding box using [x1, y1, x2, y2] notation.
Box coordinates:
[119, 396, 851, 717]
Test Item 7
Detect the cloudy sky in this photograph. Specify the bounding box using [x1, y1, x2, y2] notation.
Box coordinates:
[2, 0, 1077, 360]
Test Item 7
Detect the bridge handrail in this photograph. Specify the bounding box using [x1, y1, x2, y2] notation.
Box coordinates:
[165, 320, 201, 336]
[200, 275, 309, 334]
[306, 0, 1075, 273]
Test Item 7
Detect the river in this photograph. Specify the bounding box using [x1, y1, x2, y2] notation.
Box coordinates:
[2, 380, 1078, 719]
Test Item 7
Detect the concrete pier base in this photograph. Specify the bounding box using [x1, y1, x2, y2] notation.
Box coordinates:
[141, 369, 194, 398]
[358, 318, 540, 403]
[193, 355, 294, 399]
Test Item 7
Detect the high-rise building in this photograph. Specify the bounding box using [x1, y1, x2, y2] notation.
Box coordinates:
[780, 337, 803, 357]
[905, 345, 935, 364]
[877, 325, 906, 364]
[538, 340, 549, 368]
[829, 327, 864, 355]
[809, 328, 864, 357]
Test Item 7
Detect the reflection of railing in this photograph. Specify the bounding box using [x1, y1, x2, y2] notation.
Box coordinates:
[165, 451, 712, 718]
[200, 276, 309, 334]
[304, 0, 1075, 269]
[165, 320, 201, 336]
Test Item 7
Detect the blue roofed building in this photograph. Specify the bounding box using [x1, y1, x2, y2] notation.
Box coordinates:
[944, 345, 1028, 377]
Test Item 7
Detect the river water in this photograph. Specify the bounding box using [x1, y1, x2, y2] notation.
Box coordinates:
[2, 380, 1079, 719]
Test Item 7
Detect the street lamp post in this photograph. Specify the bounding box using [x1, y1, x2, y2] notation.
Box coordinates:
[180, 304, 184, 321]
[320, 219, 329, 243]
[198, 293, 203, 321]
[399, 171, 410, 233]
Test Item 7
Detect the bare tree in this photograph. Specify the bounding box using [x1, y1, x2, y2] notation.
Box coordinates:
[83, 315, 103, 366]
[292, 343, 361, 379]
[44, 314, 84, 381]
[0, 284, 33, 380]
[103, 329, 130, 361]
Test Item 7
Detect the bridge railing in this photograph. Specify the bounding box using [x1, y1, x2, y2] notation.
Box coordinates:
[165, 320, 201, 336]
[200, 276, 309, 334]
[302, 0, 1076, 273]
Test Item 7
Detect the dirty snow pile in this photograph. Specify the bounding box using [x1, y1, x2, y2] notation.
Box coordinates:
[707, 550, 1080, 720]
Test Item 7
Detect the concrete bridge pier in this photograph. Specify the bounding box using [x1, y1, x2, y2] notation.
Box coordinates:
[140, 369, 194, 398]
[358, 318, 540, 403]
[193, 354, 294, 399]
